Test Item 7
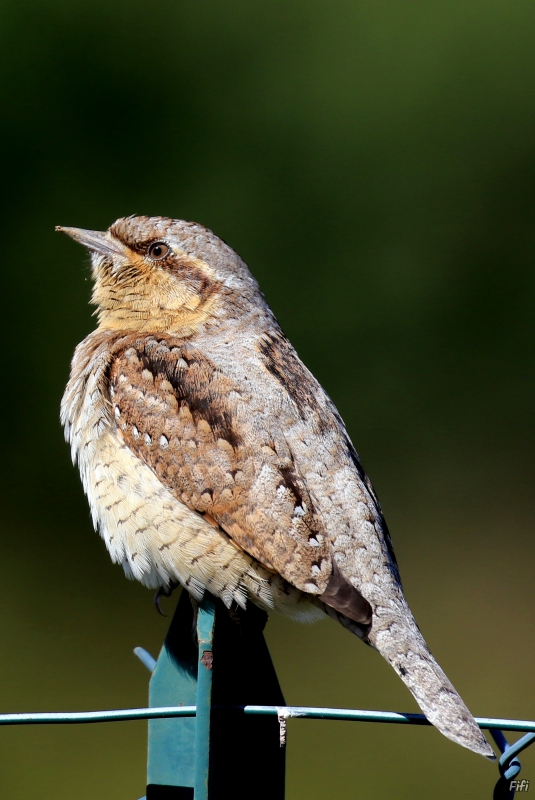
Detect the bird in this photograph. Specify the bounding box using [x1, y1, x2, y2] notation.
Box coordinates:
[57, 214, 494, 760]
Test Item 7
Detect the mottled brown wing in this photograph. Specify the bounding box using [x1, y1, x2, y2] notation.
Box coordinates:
[108, 334, 337, 596]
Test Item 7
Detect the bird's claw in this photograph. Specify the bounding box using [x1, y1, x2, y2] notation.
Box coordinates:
[154, 583, 178, 616]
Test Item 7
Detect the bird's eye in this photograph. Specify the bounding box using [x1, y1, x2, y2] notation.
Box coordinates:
[148, 242, 170, 260]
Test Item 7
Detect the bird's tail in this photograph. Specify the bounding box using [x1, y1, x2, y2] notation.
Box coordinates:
[326, 592, 495, 760]
[363, 601, 495, 759]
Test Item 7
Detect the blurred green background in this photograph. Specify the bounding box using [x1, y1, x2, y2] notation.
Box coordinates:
[1, 0, 534, 797]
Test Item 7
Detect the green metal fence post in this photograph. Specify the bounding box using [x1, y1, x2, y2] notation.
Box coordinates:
[207, 602, 286, 799]
[193, 597, 216, 800]
[145, 591, 286, 799]
[146, 589, 199, 798]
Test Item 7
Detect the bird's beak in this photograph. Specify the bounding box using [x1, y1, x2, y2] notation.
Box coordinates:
[55, 226, 124, 257]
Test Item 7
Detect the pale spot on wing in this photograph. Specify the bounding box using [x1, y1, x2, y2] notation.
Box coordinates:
[197, 419, 211, 436]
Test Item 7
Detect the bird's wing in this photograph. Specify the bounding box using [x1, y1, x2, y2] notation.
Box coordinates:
[108, 335, 327, 589]
[107, 333, 371, 623]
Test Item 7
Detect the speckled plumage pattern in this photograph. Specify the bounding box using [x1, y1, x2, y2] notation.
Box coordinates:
[59, 215, 494, 759]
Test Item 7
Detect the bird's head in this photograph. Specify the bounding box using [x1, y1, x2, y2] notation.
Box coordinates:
[56, 215, 262, 335]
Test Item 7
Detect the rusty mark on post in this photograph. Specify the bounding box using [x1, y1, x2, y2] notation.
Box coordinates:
[200, 650, 213, 670]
